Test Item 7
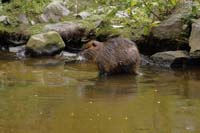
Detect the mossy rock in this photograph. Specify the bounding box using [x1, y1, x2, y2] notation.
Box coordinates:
[26, 31, 65, 57]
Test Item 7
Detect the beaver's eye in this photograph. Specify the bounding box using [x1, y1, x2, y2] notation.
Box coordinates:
[92, 43, 97, 47]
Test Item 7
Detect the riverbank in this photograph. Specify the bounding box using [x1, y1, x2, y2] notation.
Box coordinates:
[0, 0, 200, 69]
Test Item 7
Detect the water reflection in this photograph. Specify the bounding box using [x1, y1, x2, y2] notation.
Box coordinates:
[0, 58, 200, 133]
[0, 59, 69, 88]
[81, 75, 138, 99]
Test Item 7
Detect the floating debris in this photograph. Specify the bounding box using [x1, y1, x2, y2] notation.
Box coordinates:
[124, 116, 128, 120]
[70, 112, 75, 117]
[34, 94, 38, 97]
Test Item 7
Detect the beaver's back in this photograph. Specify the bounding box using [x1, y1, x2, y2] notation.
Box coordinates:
[95, 37, 140, 75]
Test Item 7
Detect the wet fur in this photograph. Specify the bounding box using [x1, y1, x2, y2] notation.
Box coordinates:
[80, 37, 140, 76]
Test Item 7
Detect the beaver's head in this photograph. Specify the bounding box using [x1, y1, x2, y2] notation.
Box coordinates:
[80, 40, 103, 61]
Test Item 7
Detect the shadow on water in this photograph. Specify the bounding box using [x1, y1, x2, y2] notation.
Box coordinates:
[0, 56, 200, 133]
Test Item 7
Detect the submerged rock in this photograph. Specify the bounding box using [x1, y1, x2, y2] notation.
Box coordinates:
[26, 31, 65, 57]
[57, 51, 78, 63]
[25, 58, 64, 67]
[39, 1, 70, 22]
[150, 50, 189, 68]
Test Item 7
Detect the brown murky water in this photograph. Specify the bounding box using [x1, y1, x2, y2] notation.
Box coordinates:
[0, 53, 200, 133]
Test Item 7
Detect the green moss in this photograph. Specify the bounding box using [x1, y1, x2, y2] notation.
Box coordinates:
[26, 31, 65, 49]
[25, 24, 46, 35]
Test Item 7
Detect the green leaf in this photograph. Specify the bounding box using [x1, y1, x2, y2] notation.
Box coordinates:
[170, 0, 177, 6]
[131, 0, 138, 7]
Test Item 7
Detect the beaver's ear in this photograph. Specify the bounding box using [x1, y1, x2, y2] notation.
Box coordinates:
[92, 42, 97, 47]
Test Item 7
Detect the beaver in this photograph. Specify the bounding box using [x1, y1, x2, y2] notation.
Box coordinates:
[79, 37, 140, 76]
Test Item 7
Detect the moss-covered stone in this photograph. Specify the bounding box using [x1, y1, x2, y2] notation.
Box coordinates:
[26, 31, 65, 57]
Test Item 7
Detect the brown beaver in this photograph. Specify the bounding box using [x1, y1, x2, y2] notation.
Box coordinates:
[79, 37, 140, 76]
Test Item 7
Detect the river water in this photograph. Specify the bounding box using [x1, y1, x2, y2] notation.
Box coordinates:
[0, 52, 200, 133]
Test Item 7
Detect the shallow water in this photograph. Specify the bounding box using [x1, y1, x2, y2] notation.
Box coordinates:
[0, 55, 200, 133]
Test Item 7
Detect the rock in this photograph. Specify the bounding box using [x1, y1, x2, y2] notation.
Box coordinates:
[9, 45, 25, 53]
[43, 22, 83, 34]
[151, 1, 193, 40]
[116, 11, 129, 18]
[0, 16, 11, 25]
[43, 22, 86, 52]
[140, 54, 154, 66]
[9, 45, 26, 59]
[39, 1, 70, 22]
[39, 14, 49, 23]
[150, 50, 189, 68]
[57, 51, 78, 63]
[136, 36, 190, 55]
[136, 1, 193, 56]
[18, 14, 29, 24]
[30, 20, 35, 25]
[189, 19, 200, 57]
[26, 31, 65, 57]
[76, 11, 91, 19]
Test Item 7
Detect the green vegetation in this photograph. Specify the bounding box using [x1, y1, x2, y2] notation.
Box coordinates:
[0, 0, 199, 38]
[0, 0, 51, 33]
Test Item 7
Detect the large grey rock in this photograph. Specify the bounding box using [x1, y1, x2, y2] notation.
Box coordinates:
[151, 50, 189, 68]
[39, 1, 70, 22]
[43, 22, 82, 33]
[189, 19, 200, 57]
[26, 31, 65, 57]
[151, 1, 193, 40]
[43, 22, 86, 52]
